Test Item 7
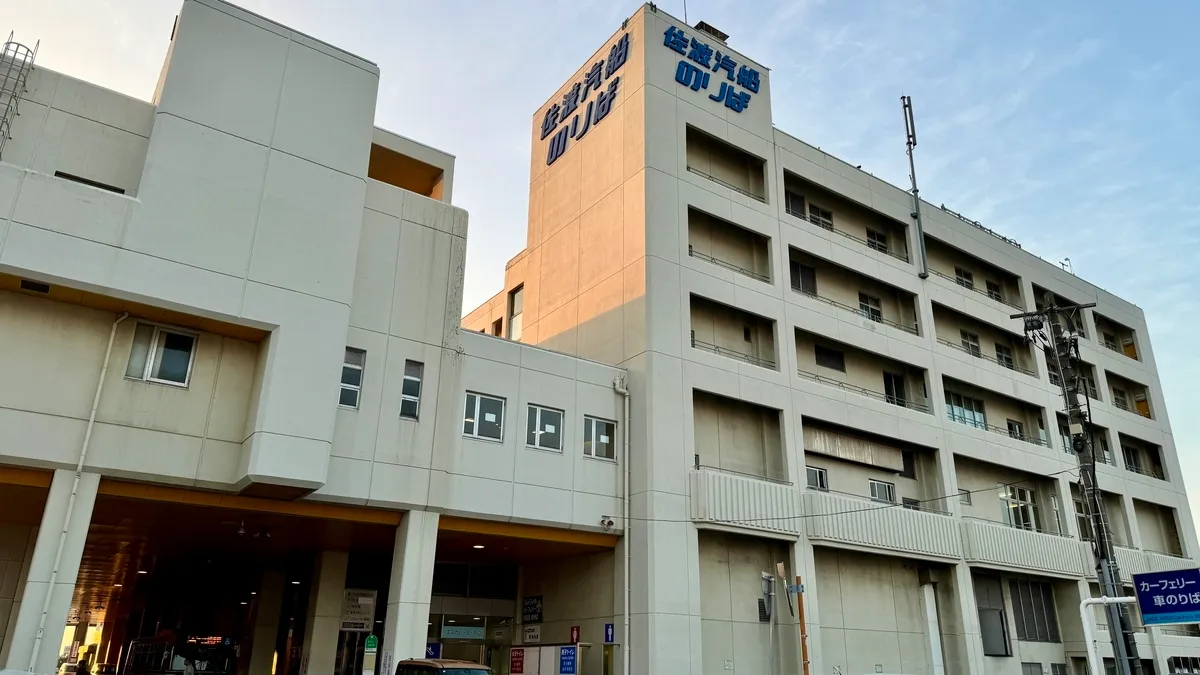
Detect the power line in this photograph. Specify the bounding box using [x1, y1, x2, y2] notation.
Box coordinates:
[627, 466, 1079, 524]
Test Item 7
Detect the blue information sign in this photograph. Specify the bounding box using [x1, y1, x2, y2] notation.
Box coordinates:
[425, 643, 441, 659]
[604, 623, 614, 643]
[1133, 568, 1200, 625]
[559, 646, 577, 675]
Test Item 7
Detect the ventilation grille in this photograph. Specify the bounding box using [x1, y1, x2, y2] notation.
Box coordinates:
[19, 279, 49, 293]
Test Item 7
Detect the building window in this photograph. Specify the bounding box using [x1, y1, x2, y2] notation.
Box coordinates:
[1096, 435, 1113, 465]
[792, 263, 817, 295]
[785, 190, 805, 218]
[858, 293, 883, 323]
[1050, 664, 1067, 675]
[945, 391, 987, 429]
[1103, 332, 1118, 350]
[463, 392, 505, 441]
[814, 345, 845, 372]
[866, 229, 888, 253]
[1001, 485, 1041, 531]
[491, 318, 503, 336]
[995, 344, 1015, 370]
[959, 489, 972, 505]
[955, 267, 975, 289]
[902, 498, 921, 511]
[1009, 579, 1061, 642]
[526, 404, 564, 451]
[1007, 419, 1025, 440]
[1021, 664, 1042, 675]
[584, 416, 617, 460]
[806, 466, 828, 491]
[1074, 498, 1094, 541]
[986, 280, 1004, 302]
[1047, 360, 1062, 386]
[400, 360, 423, 419]
[1122, 445, 1142, 473]
[808, 203, 833, 230]
[507, 285, 524, 341]
[883, 372, 907, 407]
[869, 479, 896, 503]
[1111, 386, 1128, 409]
[1169, 657, 1200, 673]
[338, 347, 366, 408]
[975, 575, 1011, 657]
[126, 323, 198, 387]
[960, 330, 982, 356]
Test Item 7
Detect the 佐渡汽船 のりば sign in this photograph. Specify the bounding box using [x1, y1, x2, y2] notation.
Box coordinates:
[1133, 568, 1200, 625]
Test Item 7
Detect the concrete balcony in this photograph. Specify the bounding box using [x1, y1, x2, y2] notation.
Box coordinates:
[803, 489, 961, 561]
[960, 518, 1085, 577]
[688, 468, 803, 538]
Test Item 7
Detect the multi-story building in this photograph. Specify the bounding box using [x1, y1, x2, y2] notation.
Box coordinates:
[0, 2, 1195, 675]
[461, 5, 1200, 675]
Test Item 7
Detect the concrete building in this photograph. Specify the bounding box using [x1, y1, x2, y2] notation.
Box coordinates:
[0, 2, 1196, 675]
[461, 5, 1200, 675]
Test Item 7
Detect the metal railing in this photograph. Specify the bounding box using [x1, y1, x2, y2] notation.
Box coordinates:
[805, 485, 954, 516]
[687, 245, 770, 283]
[1061, 437, 1116, 465]
[694, 461, 792, 485]
[937, 338, 1037, 377]
[961, 515, 1074, 538]
[784, 205, 910, 263]
[1102, 339, 1139, 361]
[1112, 396, 1153, 419]
[797, 368, 931, 413]
[928, 268, 1024, 310]
[691, 335, 776, 369]
[947, 413, 1050, 447]
[792, 286, 919, 335]
[686, 166, 767, 203]
[1125, 463, 1166, 480]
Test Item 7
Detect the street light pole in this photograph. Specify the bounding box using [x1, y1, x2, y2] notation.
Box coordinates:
[1012, 292, 1143, 675]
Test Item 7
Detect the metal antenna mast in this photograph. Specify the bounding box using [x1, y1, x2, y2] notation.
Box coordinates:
[1013, 293, 1143, 675]
[901, 95, 930, 279]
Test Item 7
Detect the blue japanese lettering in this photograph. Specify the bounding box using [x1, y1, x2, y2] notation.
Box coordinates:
[712, 51, 736, 80]
[575, 100, 595, 140]
[582, 61, 604, 101]
[594, 77, 620, 123]
[606, 33, 630, 78]
[546, 126, 570, 165]
[687, 38, 713, 68]
[736, 65, 760, 93]
[675, 61, 710, 92]
[560, 83, 582, 122]
[708, 82, 751, 112]
[663, 26, 688, 54]
[540, 104, 560, 140]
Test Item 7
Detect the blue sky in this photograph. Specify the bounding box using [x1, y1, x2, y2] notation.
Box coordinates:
[11, 1, 1200, 528]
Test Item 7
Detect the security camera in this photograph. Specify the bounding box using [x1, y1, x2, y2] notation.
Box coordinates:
[600, 516, 615, 531]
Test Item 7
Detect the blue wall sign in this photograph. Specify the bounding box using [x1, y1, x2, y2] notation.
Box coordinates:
[440, 625, 485, 640]
[543, 33, 630, 166]
[1133, 568, 1200, 625]
[425, 643, 441, 659]
[663, 25, 758, 113]
[604, 623, 614, 643]
[559, 646, 577, 675]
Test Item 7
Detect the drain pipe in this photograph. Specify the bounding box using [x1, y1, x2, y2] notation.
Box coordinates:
[612, 376, 631, 675]
[28, 311, 129, 671]
[1080, 596, 1137, 675]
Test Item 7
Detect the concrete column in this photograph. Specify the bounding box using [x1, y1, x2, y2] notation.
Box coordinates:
[100, 615, 126, 666]
[948, 563, 986, 675]
[381, 511, 438, 665]
[2, 469, 101, 675]
[249, 571, 285, 675]
[300, 551, 348, 675]
[1121, 494, 1144, 551]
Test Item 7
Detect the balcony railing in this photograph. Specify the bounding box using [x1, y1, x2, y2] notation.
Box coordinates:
[960, 517, 1085, 577]
[937, 338, 1037, 377]
[1125, 462, 1166, 480]
[928, 268, 1023, 310]
[686, 166, 766, 203]
[785, 205, 910, 263]
[1060, 437, 1116, 465]
[688, 245, 770, 283]
[791, 286, 919, 335]
[691, 335, 776, 369]
[947, 412, 1050, 447]
[803, 488, 961, 560]
[1102, 339, 1139, 361]
[797, 368, 930, 413]
[1112, 396, 1153, 419]
[689, 468, 803, 537]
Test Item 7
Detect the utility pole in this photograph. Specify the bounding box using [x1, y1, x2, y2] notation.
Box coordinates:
[1013, 292, 1142, 675]
[901, 95, 930, 279]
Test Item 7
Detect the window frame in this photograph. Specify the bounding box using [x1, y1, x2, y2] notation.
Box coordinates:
[866, 229, 889, 253]
[583, 415, 618, 461]
[507, 285, 525, 341]
[986, 280, 1004, 302]
[814, 344, 846, 372]
[338, 347, 367, 409]
[463, 392, 506, 442]
[1001, 484, 1041, 531]
[806, 466, 829, 491]
[400, 360, 424, 420]
[958, 489, 972, 505]
[858, 292, 883, 323]
[869, 479, 896, 504]
[125, 322, 199, 388]
[1006, 418, 1025, 440]
[883, 372, 907, 407]
[526, 403, 565, 452]
[960, 330, 982, 356]
[808, 203, 834, 230]
[945, 391, 987, 429]
[995, 343, 1015, 370]
[955, 266, 975, 289]
[1009, 578, 1061, 643]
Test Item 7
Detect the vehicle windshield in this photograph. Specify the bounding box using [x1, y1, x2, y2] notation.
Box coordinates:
[440, 670, 489, 674]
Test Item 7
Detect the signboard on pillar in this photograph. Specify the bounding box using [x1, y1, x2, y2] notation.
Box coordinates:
[510, 648, 526, 674]
[522, 595, 544, 623]
[604, 623, 614, 643]
[425, 643, 441, 659]
[361, 634, 378, 675]
[523, 624, 541, 644]
[1133, 568, 1200, 625]
[569, 625, 580, 643]
[340, 589, 377, 632]
[558, 646, 577, 675]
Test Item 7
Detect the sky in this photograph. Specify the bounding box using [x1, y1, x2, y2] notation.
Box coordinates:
[8, 1, 1200, 532]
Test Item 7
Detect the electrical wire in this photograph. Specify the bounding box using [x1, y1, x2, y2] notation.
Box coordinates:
[628, 466, 1080, 524]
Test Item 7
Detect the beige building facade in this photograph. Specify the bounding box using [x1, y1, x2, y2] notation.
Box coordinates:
[463, 5, 1200, 675]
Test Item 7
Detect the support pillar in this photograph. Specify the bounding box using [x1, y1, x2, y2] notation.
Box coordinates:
[381, 511, 438, 666]
[300, 551, 348, 675]
[250, 571, 285, 675]
[949, 563, 987, 675]
[2, 470, 100, 675]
